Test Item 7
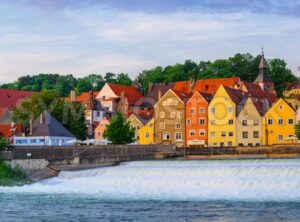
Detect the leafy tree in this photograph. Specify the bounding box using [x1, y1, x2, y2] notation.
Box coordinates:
[75, 74, 105, 95]
[295, 123, 300, 139]
[0, 136, 8, 151]
[103, 112, 135, 144]
[116, 73, 132, 86]
[104, 72, 117, 83]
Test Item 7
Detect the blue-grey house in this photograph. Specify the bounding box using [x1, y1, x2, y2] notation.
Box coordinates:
[13, 111, 76, 146]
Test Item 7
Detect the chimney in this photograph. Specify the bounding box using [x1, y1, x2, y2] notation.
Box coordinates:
[29, 119, 33, 135]
[70, 89, 76, 102]
[40, 113, 44, 124]
[158, 89, 162, 100]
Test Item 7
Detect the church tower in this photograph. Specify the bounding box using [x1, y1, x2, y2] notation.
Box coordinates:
[254, 50, 275, 94]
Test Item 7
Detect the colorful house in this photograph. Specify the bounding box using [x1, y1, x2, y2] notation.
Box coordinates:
[139, 118, 154, 145]
[264, 98, 296, 145]
[94, 117, 109, 140]
[154, 89, 189, 147]
[96, 83, 144, 117]
[127, 113, 152, 142]
[208, 85, 247, 147]
[185, 91, 212, 147]
[13, 111, 76, 146]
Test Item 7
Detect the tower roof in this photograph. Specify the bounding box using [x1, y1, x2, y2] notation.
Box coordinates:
[254, 51, 273, 83]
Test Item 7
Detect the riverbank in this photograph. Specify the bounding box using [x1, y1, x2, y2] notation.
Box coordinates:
[25, 161, 120, 182]
[0, 160, 30, 186]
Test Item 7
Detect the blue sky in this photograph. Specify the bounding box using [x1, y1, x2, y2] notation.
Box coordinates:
[0, 0, 300, 83]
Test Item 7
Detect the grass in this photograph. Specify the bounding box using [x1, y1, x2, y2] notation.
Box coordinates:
[0, 158, 30, 186]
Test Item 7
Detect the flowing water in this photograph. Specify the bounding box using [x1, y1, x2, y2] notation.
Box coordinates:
[1, 159, 300, 221]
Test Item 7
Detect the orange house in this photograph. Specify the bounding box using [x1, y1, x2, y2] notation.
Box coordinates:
[186, 91, 212, 147]
[94, 117, 109, 140]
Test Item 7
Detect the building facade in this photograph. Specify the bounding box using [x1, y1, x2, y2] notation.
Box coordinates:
[154, 89, 187, 147]
[185, 91, 212, 147]
[264, 99, 296, 145]
[139, 118, 154, 145]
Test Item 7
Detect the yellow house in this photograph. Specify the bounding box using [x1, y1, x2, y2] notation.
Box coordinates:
[208, 85, 246, 147]
[127, 113, 152, 143]
[139, 118, 154, 144]
[264, 98, 296, 145]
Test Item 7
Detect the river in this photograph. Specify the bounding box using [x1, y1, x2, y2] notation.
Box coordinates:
[1, 159, 300, 221]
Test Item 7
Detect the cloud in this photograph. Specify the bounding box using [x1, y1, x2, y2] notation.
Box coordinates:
[0, 0, 300, 84]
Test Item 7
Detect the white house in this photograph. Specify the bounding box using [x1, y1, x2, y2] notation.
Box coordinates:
[14, 111, 76, 147]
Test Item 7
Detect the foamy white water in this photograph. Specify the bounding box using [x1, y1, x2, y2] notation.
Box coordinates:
[1, 159, 300, 201]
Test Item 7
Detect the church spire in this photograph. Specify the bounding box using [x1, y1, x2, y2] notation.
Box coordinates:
[253, 49, 275, 94]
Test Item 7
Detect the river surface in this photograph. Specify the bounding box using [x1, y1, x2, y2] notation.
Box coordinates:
[1, 159, 300, 221]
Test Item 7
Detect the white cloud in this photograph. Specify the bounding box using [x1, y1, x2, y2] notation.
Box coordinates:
[0, 3, 300, 83]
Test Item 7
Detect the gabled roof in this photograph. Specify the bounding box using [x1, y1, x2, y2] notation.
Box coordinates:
[107, 83, 144, 105]
[198, 91, 213, 102]
[173, 90, 191, 103]
[30, 111, 75, 138]
[223, 86, 248, 105]
[130, 113, 153, 125]
[0, 88, 34, 109]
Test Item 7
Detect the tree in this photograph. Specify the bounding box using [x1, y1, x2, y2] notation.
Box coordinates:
[295, 122, 300, 139]
[103, 112, 135, 144]
[116, 73, 132, 86]
[0, 136, 8, 151]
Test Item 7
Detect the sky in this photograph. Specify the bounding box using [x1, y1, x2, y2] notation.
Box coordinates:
[0, 0, 300, 83]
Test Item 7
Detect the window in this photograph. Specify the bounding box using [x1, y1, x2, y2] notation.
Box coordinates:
[177, 112, 182, 118]
[175, 132, 182, 141]
[228, 131, 233, 137]
[228, 142, 233, 147]
[221, 131, 226, 137]
[187, 119, 191, 125]
[242, 120, 247, 126]
[98, 132, 101, 136]
[170, 112, 176, 118]
[278, 135, 283, 141]
[159, 122, 165, 129]
[288, 119, 294, 125]
[199, 130, 205, 136]
[97, 111, 101, 117]
[175, 123, 181, 129]
[199, 108, 205, 114]
[279, 105, 283, 110]
[145, 132, 150, 138]
[288, 134, 294, 138]
[31, 139, 37, 144]
[228, 119, 233, 125]
[190, 108, 195, 114]
[242, 132, 248, 138]
[136, 125, 140, 130]
[40, 139, 45, 143]
[254, 120, 259, 126]
[278, 119, 284, 125]
[253, 131, 259, 138]
[189, 130, 195, 136]
[163, 132, 170, 140]
[211, 108, 216, 113]
[199, 119, 205, 125]
[210, 132, 216, 137]
[211, 120, 216, 125]
[228, 107, 233, 113]
[160, 112, 165, 118]
[268, 119, 273, 125]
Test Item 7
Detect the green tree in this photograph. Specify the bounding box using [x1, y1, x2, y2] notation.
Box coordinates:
[103, 112, 135, 144]
[0, 136, 8, 151]
[295, 122, 300, 139]
[116, 73, 132, 85]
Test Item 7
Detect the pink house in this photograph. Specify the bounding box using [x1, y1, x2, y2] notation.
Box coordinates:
[94, 117, 109, 140]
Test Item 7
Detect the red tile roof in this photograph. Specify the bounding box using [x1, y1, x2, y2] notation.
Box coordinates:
[75, 91, 100, 102]
[0, 88, 34, 109]
[108, 83, 144, 105]
[0, 124, 22, 140]
[173, 77, 241, 95]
